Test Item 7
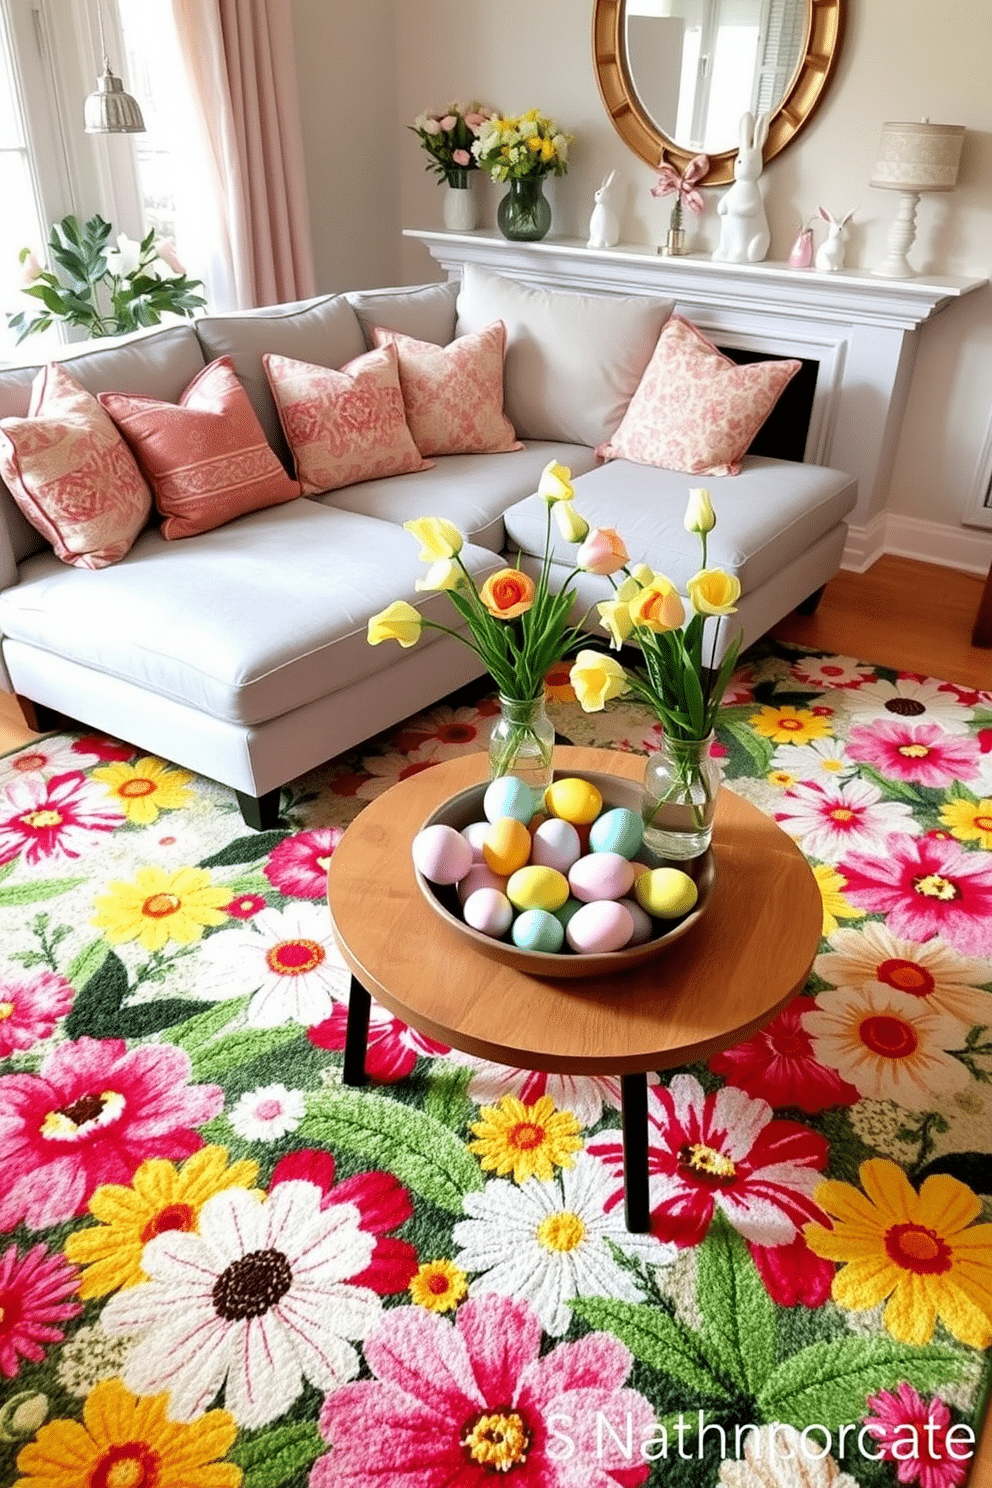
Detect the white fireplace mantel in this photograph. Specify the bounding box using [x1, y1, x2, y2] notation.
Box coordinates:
[405, 229, 987, 570]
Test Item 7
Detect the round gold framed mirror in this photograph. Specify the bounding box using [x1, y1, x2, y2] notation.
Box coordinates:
[593, 0, 844, 186]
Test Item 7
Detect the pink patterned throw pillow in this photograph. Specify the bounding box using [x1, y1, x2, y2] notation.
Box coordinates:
[0, 362, 153, 568]
[370, 322, 522, 457]
[99, 357, 300, 540]
[595, 315, 802, 477]
[263, 342, 431, 495]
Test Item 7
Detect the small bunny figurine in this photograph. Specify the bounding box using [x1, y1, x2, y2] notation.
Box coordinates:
[814, 207, 854, 272]
[587, 170, 620, 250]
[712, 113, 770, 264]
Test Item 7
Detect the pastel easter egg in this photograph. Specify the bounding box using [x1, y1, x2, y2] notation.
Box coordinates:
[629, 860, 652, 883]
[482, 817, 532, 876]
[506, 864, 569, 913]
[566, 900, 635, 954]
[457, 864, 509, 904]
[568, 851, 635, 904]
[483, 776, 535, 826]
[543, 776, 603, 826]
[463, 887, 514, 938]
[619, 897, 655, 946]
[512, 908, 565, 954]
[531, 817, 583, 875]
[589, 807, 644, 859]
[635, 867, 699, 920]
[412, 823, 473, 885]
[461, 821, 491, 863]
[553, 897, 585, 930]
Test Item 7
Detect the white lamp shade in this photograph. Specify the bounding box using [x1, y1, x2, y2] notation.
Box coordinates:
[869, 121, 964, 193]
[84, 63, 146, 134]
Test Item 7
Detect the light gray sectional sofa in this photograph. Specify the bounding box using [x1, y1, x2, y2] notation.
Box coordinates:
[0, 270, 857, 828]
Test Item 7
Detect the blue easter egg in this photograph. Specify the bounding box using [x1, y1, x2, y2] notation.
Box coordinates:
[483, 776, 535, 825]
[588, 806, 644, 859]
[511, 908, 565, 953]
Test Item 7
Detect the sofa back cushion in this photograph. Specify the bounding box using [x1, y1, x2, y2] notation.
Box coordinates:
[455, 264, 674, 448]
[100, 357, 301, 540]
[348, 280, 459, 349]
[195, 294, 367, 465]
[264, 342, 431, 495]
[0, 363, 154, 568]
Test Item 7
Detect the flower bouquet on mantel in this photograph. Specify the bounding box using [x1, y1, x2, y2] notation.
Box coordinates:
[410, 102, 497, 232]
[570, 488, 743, 860]
[367, 461, 629, 789]
[472, 109, 572, 242]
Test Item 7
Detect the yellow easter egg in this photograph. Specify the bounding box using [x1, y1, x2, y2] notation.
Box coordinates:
[482, 816, 532, 876]
[543, 776, 603, 826]
[634, 867, 699, 920]
[506, 864, 570, 913]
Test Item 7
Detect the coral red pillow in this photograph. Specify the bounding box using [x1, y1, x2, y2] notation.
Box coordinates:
[263, 342, 431, 495]
[0, 362, 153, 568]
[99, 357, 300, 540]
[369, 321, 522, 457]
[595, 315, 801, 477]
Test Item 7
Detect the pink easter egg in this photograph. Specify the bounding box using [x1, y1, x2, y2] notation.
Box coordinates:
[463, 887, 514, 938]
[566, 900, 635, 954]
[531, 817, 583, 875]
[412, 823, 473, 885]
[457, 864, 510, 904]
[619, 897, 655, 946]
[461, 821, 490, 863]
[568, 851, 635, 903]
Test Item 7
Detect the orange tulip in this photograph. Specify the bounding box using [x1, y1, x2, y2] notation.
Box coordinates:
[479, 568, 536, 620]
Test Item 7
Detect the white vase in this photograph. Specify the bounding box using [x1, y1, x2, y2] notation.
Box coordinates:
[442, 172, 477, 233]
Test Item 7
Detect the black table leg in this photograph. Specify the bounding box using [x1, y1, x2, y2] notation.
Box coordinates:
[342, 976, 371, 1086]
[620, 1072, 651, 1233]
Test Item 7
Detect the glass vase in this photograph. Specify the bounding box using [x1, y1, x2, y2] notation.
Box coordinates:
[497, 177, 552, 242]
[442, 170, 477, 232]
[642, 732, 720, 861]
[489, 693, 555, 791]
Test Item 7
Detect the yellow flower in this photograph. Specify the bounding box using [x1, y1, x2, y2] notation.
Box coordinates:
[479, 568, 535, 620]
[684, 487, 716, 535]
[93, 865, 230, 952]
[367, 600, 422, 648]
[749, 705, 832, 745]
[804, 1158, 992, 1348]
[92, 756, 194, 825]
[686, 568, 741, 616]
[403, 516, 464, 561]
[63, 1146, 260, 1298]
[569, 649, 629, 712]
[813, 863, 865, 935]
[414, 559, 462, 592]
[597, 597, 635, 650]
[628, 576, 686, 633]
[468, 1094, 582, 1183]
[767, 769, 795, 788]
[14, 1378, 240, 1488]
[409, 1258, 468, 1313]
[939, 796, 992, 850]
[628, 564, 655, 588]
[538, 461, 574, 504]
[553, 500, 589, 543]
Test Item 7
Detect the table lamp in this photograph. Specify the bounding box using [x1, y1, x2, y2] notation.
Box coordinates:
[870, 120, 964, 278]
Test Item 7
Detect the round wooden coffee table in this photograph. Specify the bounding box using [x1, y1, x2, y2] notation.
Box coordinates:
[327, 745, 823, 1231]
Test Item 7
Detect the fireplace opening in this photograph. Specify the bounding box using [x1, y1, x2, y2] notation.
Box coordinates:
[718, 347, 820, 464]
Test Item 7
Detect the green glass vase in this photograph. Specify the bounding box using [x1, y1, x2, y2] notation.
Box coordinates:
[497, 177, 552, 242]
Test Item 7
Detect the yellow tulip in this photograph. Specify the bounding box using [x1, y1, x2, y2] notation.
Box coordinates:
[415, 560, 462, 592]
[569, 649, 629, 712]
[597, 598, 634, 650]
[628, 563, 655, 588]
[628, 577, 686, 633]
[686, 568, 740, 616]
[367, 601, 422, 647]
[553, 501, 589, 543]
[403, 516, 464, 562]
[684, 488, 716, 535]
[537, 461, 574, 504]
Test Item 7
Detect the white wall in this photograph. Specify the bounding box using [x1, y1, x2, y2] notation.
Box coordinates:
[292, 0, 992, 562]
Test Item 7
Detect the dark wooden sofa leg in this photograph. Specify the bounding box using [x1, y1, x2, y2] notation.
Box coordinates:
[16, 696, 64, 732]
[235, 788, 283, 831]
[795, 584, 826, 616]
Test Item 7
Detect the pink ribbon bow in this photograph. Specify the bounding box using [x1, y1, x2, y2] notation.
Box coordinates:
[650, 152, 709, 215]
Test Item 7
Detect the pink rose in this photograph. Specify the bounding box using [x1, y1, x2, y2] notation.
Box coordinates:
[452, 149, 471, 167]
[577, 527, 630, 575]
[464, 112, 484, 127]
[438, 114, 458, 131]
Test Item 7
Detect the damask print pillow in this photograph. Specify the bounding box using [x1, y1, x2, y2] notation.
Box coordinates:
[0, 362, 153, 568]
[99, 357, 300, 540]
[595, 315, 801, 477]
[369, 321, 522, 457]
[263, 342, 431, 495]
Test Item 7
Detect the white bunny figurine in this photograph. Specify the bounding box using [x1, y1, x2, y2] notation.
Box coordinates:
[712, 113, 770, 264]
[587, 170, 620, 249]
[814, 206, 854, 272]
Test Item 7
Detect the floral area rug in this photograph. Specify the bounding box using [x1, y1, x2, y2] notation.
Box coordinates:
[0, 639, 990, 1488]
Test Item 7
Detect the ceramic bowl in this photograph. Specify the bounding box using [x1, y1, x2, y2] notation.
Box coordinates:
[413, 769, 714, 980]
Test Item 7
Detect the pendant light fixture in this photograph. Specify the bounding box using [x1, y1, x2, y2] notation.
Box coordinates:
[83, 0, 145, 134]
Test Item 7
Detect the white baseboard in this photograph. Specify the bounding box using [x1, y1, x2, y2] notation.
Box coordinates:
[842, 513, 992, 575]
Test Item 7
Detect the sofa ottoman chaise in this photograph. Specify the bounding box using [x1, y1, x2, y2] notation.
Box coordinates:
[0, 270, 857, 828]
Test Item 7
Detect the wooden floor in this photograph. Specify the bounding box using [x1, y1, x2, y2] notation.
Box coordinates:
[1, 554, 991, 1485]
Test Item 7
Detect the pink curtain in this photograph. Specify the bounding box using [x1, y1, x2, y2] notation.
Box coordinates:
[171, 0, 316, 308]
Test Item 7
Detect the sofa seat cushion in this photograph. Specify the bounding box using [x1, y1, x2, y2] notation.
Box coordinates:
[503, 456, 857, 596]
[0, 501, 503, 727]
[317, 441, 598, 553]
